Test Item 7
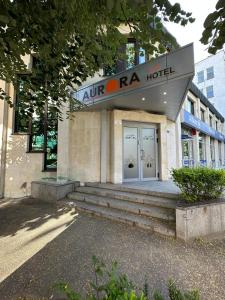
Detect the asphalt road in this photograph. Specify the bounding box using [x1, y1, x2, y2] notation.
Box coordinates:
[0, 199, 225, 299]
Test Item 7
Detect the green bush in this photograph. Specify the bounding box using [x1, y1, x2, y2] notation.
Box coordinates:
[56, 256, 200, 300]
[171, 167, 225, 203]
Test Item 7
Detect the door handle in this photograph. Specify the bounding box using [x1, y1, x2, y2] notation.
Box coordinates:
[140, 149, 145, 160]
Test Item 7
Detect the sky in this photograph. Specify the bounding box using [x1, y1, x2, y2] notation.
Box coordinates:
[165, 0, 218, 63]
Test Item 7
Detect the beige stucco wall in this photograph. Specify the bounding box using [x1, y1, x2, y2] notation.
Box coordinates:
[4, 134, 55, 198]
[57, 108, 171, 184]
[166, 119, 178, 176]
[1, 80, 56, 199]
[67, 111, 102, 183]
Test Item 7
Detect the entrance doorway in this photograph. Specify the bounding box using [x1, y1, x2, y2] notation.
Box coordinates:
[123, 122, 158, 181]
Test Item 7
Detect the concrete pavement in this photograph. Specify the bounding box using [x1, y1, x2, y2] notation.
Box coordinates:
[0, 198, 77, 283]
[0, 200, 225, 299]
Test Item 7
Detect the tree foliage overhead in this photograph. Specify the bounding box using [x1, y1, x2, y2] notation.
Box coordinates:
[201, 0, 225, 54]
[0, 0, 194, 118]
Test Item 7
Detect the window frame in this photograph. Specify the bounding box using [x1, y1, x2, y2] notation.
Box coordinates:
[209, 115, 213, 127]
[186, 97, 195, 115]
[13, 73, 31, 134]
[200, 108, 205, 122]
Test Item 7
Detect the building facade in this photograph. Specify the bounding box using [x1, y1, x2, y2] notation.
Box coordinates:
[0, 44, 225, 199]
[193, 50, 225, 118]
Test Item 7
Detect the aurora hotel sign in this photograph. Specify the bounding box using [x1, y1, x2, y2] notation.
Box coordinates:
[74, 43, 194, 121]
[77, 66, 176, 104]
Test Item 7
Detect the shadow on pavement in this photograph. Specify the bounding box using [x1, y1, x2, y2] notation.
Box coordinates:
[0, 198, 76, 237]
[1, 213, 225, 300]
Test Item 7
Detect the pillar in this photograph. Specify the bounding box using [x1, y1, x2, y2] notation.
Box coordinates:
[100, 109, 109, 183]
[193, 131, 200, 166]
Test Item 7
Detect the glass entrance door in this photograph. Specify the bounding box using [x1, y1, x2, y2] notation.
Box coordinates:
[123, 126, 139, 180]
[123, 123, 158, 181]
[140, 127, 157, 180]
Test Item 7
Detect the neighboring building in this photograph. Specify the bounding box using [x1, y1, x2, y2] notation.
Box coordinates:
[193, 50, 225, 118]
[0, 43, 225, 198]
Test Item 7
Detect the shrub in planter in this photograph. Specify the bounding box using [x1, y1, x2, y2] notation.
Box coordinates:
[56, 256, 200, 300]
[171, 167, 225, 203]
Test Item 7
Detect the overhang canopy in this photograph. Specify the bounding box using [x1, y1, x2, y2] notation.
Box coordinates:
[73, 43, 194, 121]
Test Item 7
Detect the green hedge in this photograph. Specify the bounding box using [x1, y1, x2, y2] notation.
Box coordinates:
[171, 167, 225, 203]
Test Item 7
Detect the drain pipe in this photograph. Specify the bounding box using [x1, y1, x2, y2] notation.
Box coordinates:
[0, 82, 9, 198]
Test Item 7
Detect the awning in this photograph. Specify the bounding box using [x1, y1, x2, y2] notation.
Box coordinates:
[73, 43, 194, 121]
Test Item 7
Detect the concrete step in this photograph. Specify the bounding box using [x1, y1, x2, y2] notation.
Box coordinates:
[68, 200, 176, 237]
[85, 182, 180, 199]
[67, 192, 175, 221]
[75, 186, 177, 209]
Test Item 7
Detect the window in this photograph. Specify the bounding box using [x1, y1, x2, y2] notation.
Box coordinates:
[126, 41, 136, 69]
[207, 66, 214, 80]
[139, 47, 146, 64]
[185, 98, 195, 115]
[181, 128, 194, 167]
[14, 75, 30, 133]
[200, 108, 205, 122]
[103, 38, 146, 76]
[206, 85, 214, 98]
[14, 61, 58, 171]
[215, 121, 218, 131]
[209, 115, 213, 127]
[197, 71, 204, 83]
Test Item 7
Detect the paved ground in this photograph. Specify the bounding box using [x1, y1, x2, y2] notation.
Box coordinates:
[1, 200, 225, 299]
[0, 198, 77, 283]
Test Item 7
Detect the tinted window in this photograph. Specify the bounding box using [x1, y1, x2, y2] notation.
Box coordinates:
[206, 85, 214, 98]
[197, 71, 204, 83]
[207, 67, 214, 80]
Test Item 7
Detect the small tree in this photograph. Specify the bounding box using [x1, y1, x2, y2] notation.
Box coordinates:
[201, 0, 225, 54]
[0, 0, 194, 121]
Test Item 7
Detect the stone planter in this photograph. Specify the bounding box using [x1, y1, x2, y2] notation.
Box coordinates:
[176, 199, 225, 241]
[31, 180, 80, 203]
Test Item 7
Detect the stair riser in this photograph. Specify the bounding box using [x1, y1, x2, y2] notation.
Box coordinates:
[74, 205, 175, 237]
[68, 193, 175, 221]
[75, 187, 176, 209]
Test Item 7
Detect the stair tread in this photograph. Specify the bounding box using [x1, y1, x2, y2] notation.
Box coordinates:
[67, 192, 175, 221]
[75, 186, 177, 209]
[68, 200, 175, 237]
[85, 182, 180, 199]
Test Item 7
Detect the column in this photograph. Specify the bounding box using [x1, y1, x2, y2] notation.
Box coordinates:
[100, 109, 108, 183]
[175, 115, 182, 168]
[57, 104, 70, 180]
[0, 82, 9, 198]
[205, 135, 211, 167]
[214, 139, 219, 168]
[193, 131, 200, 166]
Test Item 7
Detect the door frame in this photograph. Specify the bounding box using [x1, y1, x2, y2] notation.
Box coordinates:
[122, 121, 159, 182]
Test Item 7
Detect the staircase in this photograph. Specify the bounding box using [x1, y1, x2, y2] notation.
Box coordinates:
[67, 183, 179, 237]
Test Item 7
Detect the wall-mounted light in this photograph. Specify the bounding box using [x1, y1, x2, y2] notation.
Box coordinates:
[142, 97, 146, 101]
[163, 101, 167, 104]
[163, 92, 167, 95]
